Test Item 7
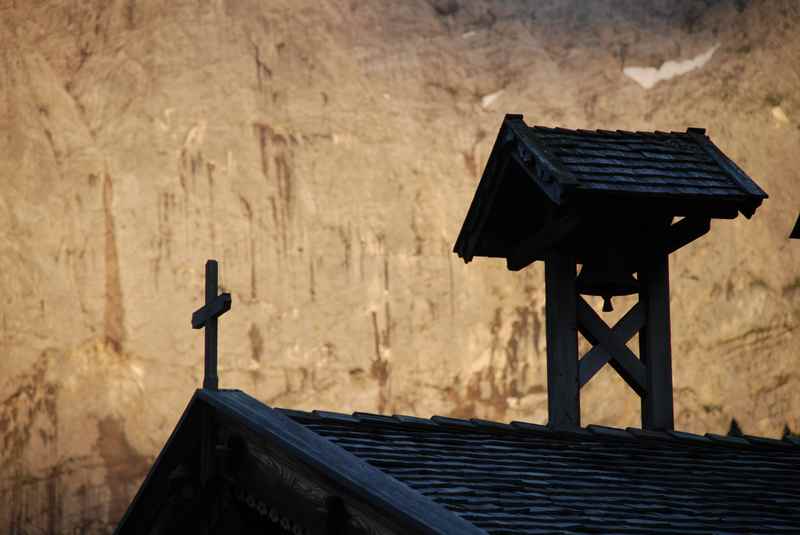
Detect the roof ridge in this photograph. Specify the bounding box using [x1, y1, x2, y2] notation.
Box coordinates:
[275, 406, 798, 450]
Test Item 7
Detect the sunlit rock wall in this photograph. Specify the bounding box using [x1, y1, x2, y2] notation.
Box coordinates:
[1, 0, 798, 531]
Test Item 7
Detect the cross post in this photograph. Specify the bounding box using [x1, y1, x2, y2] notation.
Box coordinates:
[191, 259, 232, 390]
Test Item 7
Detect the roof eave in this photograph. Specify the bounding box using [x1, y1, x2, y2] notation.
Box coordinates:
[452, 119, 517, 263]
[453, 114, 577, 263]
[685, 129, 769, 206]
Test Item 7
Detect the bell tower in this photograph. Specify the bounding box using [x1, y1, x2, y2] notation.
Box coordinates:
[454, 115, 767, 431]
[540, 228, 678, 430]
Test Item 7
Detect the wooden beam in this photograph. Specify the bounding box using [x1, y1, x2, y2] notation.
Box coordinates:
[544, 252, 580, 428]
[507, 213, 581, 271]
[639, 254, 675, 431]
[191, 293, 232, 329]
[579, 303, 644, 387]
[663, 217, 711, 255]
[576, 297, 647, 396]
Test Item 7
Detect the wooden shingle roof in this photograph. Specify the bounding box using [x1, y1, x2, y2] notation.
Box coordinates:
[117, 389, 800, 534]
[527, 125, 766, 202]
[453, 115, 768, 267]
[286, 406, 800, 534]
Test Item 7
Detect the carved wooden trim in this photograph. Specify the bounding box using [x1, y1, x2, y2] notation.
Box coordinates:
[218, 417, 407, 535]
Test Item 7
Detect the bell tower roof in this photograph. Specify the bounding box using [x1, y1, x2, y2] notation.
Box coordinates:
[453, 114, 767, 271]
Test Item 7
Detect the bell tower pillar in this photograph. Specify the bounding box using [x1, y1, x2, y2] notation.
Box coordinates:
[639, 253, 673, 431]
[544, 251, 580, 429]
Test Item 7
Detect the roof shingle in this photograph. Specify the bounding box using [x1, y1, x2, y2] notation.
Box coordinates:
[527, 125, 763, 199]
[284, 407, 800, 535]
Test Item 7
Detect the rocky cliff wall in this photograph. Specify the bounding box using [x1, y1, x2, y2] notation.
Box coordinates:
[1, 0, 799, 532]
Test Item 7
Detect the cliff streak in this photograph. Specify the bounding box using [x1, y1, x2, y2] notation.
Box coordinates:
[103, 173, 124, 353]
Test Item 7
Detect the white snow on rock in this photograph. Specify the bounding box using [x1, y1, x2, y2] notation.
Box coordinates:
[771, 106, 790, 124]
[624, 44, 720, 89]
[481, 89, 504, 109]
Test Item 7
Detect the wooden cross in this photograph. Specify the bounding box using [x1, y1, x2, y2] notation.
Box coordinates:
[191, 259, 232, 390]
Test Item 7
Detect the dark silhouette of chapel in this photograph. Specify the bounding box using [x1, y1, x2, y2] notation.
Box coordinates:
[115, 115, 799, 535]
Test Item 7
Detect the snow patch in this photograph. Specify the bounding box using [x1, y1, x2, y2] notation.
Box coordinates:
[481, 89, 504, 109]
[624, 44, 720, 89]
[771, 106, 790, 124]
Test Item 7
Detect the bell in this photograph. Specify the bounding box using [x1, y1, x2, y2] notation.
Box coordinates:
[576, 253, 639, 312]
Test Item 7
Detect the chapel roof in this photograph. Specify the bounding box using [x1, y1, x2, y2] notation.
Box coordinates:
[206, 389, 800, 535]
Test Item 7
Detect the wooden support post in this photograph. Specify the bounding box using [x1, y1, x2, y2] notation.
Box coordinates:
[639, 254, 674, 431]
[544, 251, 580, 428]
[203, 261, 219, 390]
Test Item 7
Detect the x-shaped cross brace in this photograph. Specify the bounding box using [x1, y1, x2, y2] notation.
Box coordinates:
[577, 296, 646, 396]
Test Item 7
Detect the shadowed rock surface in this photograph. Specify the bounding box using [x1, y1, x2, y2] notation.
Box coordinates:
[1, 0, 799, 532]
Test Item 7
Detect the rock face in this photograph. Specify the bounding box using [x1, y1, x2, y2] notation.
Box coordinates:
[1, 0, 798, 531]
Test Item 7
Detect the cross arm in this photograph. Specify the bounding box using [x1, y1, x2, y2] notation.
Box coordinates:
[192, 293, 232, 329]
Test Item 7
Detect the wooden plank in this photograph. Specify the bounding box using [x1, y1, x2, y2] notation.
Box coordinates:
[639, 254, 675, 430]
[576, 297, 646, 396]
[544, 251, 580, 428]
[579, 303, 644, 387]
[507, 213, 581, 271]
